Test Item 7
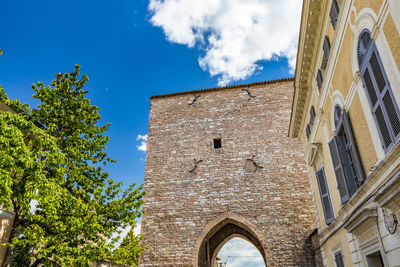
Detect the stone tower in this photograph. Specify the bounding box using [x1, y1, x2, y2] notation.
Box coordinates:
[140, 79, 316, 267]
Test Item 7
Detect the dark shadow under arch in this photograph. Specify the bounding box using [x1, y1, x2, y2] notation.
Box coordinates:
[193, 212, 270, 267]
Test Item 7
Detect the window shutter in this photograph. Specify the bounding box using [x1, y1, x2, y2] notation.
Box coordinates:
[360, 40, 400, 152]
[382, 91, 400, 138]
[369, 51, 400, 141]
[310, 106, 316, 125]
[317, 69, 323, 92]
[329, 136, 350, 203]
[334, 251, 345, 267]
[316, 168, 334, 224]
[342, 110, 365, 186]
[322, 36, 331, 69]
[363, 68, 379, 107]
[330, 0, 339, 29]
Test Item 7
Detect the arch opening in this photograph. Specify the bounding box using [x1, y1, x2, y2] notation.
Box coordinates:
[196, 216, 268, 267]
[216, 237, 265, 267]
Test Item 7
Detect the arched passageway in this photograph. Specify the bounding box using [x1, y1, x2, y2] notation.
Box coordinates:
[217, 237, 265, 267]
[193, 213, 270, 267]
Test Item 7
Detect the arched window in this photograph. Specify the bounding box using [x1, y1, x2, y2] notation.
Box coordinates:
[358, 30, 400, 152]
[334, 104, 342, 130]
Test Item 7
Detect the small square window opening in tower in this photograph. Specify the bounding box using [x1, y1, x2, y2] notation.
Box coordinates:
[214, 139, 222, 149]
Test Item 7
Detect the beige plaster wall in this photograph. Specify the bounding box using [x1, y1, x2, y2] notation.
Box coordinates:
[322, 228, 353, 267]
[323, 96, 332, 135]
[330, 26, 353, 101]
[353, 0, 383, 15]
[383, 13, 400, 71]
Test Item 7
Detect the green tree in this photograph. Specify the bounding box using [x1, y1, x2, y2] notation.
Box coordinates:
[109, 225, 147, 267]
[0, 65, 145, 266]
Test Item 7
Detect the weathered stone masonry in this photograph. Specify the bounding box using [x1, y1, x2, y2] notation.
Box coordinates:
[140, 79, 316, 266]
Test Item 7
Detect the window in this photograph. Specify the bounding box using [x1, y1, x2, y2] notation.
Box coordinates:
[334, 105, 341, 128]
[310, 106, 316, 125]
[334, 251, 345, 267]
[306, 124, 311, 139]
[317, 69, 323, 92]
[329, 106, 365, 203]
[322, 36, 331, 69]
[330, 0, 340, 29]
[306, 106, 315, 139]
[214, 138, 221, 149]
[316, 167, 334, 224]
[358, 30, 400, 153]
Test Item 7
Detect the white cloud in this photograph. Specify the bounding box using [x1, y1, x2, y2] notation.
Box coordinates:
[217, 237, 265, 267]
[148, 0, 301, 85]
[137, 134, 148, 152]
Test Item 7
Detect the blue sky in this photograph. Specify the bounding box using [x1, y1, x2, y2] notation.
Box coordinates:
[1, 0, 300, 191]
[218, 237, 264, 267]
[1, 0, 300, 265]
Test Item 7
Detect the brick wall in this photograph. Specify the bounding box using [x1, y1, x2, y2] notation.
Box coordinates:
[140, 80, 316, 266]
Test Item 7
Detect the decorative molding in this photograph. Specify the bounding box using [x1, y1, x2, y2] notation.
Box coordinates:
[381, 207, 398, 234]
[375, 169, 400, 212]
[343, 205, 377, 236]
[359, 234, 379, 250]
[307, 142, 323, 167]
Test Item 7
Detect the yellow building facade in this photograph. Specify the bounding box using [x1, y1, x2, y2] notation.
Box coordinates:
[290, 0, 400, 266]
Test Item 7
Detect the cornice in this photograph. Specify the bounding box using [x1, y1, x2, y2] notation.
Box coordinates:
[289, 0, 324, 138]
[343, 205, 377, 235]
